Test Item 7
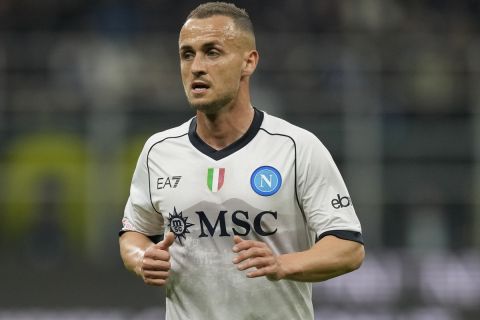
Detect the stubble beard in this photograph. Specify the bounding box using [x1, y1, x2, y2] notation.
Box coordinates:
[188, 92, 236, 115]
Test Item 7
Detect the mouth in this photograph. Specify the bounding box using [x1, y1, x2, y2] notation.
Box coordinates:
[191, 81, 210, 94]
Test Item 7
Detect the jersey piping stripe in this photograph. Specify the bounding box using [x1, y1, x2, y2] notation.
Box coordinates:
[146, 133, 188, 215]
[258, 128, 306, 223]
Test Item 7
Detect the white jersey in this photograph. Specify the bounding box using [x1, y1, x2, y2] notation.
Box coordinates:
[121, 109, 363, 320]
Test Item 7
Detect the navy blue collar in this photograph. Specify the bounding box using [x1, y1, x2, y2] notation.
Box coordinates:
[188, 108, 264, 160]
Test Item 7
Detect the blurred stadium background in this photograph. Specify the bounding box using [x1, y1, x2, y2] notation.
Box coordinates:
[0, 0, 479, 319]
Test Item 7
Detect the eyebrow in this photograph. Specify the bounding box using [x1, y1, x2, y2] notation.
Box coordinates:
[179, 41, 222, 52]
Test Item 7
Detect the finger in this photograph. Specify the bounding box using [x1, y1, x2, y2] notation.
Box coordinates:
[156, 232, 175, 250]
[232, 239, 266, 253]
[232, 235, 246, 253]
[233, 235, 243, 245]
[237, 256, 272, 271]
[247, 265, 280, 279]
[233, 247, 270, 264]
[144, 278, 168, 286]
[142, 258, 171, 271]
[143, 270, 170, 280]
[144, 248, 170, 261]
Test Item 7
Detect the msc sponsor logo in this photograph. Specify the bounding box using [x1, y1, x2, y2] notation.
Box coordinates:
[250, 166, 282, 196]
[331, 194, 352, 209]
[167, 207, 194, 244]
[166, 208, 278, 243]
[196, 210, 277, 237]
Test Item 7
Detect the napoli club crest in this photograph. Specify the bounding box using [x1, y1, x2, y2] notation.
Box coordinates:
[250, 166, 282, 196]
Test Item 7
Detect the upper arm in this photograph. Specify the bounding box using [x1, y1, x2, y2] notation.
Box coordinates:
[119, 230, 154, 274]
[119, 230, 153, 249]
[121, 140, 164, 237]
[313, 235, 365, 271]
[296, 132, 363, 242]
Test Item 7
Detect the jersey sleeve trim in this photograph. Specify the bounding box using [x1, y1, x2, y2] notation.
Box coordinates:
[147, 234, 163, 243]
[316, 230, 364, 245]
[118, 230, 164, 244]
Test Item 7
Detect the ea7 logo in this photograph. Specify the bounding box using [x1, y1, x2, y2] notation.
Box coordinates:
[331, 194, 352, 209]
[157, 176, 182, 189]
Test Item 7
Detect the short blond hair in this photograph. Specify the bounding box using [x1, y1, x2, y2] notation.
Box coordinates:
[186, 2, 255, 36]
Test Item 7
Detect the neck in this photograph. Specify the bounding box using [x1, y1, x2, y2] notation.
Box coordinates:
[195, 101, 254, 150]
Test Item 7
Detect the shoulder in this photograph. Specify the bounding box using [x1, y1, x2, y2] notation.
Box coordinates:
[260, 112, 339, 178]
[143, 118, 192, 152]
[260, 111, 325, 150]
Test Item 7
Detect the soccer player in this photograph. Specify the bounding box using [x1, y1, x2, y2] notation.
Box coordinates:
[119, 2, 364, 319]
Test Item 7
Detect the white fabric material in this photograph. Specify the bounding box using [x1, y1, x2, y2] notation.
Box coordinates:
[122, 111, 362, 320]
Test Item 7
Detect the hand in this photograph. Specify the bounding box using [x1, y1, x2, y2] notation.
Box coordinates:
[232, 236, 285, 281]
[139, 232, 175, 286]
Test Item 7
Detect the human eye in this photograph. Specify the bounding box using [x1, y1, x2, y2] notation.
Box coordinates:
[206, 48, 221, 58]
[181, 50, 195, 60]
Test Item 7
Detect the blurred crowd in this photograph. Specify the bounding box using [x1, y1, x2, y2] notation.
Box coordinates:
[1, 0, 480, 34]
[0, 0, 479, 114]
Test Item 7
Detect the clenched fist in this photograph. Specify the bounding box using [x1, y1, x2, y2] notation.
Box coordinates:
[140, 232, 175, 286]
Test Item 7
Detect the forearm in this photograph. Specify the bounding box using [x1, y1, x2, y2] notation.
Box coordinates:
[119, 231, 154, 276]
[278, 235, 365, 282]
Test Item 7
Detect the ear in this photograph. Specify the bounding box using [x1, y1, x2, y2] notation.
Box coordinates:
[241, 50, 259, 77]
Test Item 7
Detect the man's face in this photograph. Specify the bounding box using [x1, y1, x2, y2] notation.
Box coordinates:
[179, 15, 249, 113]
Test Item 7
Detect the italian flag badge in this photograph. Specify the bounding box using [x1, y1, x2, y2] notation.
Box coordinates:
[207, 167, 225, 192]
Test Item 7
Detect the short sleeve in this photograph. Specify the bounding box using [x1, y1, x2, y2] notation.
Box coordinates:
[297, 132, 362, 242]
[121, 140, 164, 236]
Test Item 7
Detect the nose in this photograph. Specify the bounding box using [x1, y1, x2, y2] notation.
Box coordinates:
[191, 54, 206, 76]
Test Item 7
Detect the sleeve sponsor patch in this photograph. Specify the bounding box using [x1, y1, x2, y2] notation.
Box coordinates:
[122, 217, 136, 231]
